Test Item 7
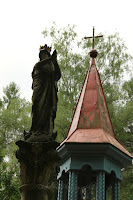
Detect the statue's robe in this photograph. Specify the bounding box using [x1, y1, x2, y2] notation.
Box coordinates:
[30, 57, 61, 136]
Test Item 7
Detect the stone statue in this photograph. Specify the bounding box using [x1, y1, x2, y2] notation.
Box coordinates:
[16, 45, 61, 200]
[25, 44, 61, 142]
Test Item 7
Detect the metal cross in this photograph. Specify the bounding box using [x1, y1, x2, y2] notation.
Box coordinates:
[84, 27, 103, 49]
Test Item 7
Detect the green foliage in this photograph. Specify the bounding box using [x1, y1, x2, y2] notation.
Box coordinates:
[0, 82, 31, 144]
[0, 82, 31, 199]
[114, 77, 133, 153]
[3, 82, 20, 108]
[123, 77, 133, 99]
[121, 165, 133, 200]
[0, 161, 20, 200]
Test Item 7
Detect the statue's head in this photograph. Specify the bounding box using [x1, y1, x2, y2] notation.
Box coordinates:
[39, 44, 51, 60]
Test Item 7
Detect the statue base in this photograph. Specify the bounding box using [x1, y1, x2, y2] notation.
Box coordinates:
[16, 139, 60, 200]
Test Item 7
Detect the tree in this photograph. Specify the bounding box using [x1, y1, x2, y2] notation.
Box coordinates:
[115, 77, 133, 152]
[0, 160, 20, 200]
[0, 82, 31, 199]
[0, 82, 31, 145]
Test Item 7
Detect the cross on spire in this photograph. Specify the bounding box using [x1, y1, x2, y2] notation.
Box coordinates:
[84, 27, 103, 49]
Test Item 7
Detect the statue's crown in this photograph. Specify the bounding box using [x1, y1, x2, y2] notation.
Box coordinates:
[39, 44, 51, 53]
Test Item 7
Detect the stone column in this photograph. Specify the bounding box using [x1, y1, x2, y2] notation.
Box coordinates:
[112, 179, 120, 200]
[57, 179, 64, 200]
[16, 140, 59, 200]
[68, 170, 78, 200]
[96, 171, 105, 200]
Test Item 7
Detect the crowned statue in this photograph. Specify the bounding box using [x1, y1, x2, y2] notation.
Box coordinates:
[25, 44, 61, 142]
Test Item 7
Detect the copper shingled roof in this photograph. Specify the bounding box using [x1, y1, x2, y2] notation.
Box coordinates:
[60, 58, 132, 157]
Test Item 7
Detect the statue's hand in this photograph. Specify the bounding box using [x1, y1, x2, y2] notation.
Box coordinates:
[51, 50, 57, 64]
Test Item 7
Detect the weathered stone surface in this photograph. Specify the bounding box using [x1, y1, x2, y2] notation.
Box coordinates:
[16, 45, 61, 199]
[29, 45, 61, 141]
[23, 44, 61, 143]
[16, 140, 60, 200]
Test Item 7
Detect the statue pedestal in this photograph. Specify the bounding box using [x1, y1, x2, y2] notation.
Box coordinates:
[16, 140, 59, 200]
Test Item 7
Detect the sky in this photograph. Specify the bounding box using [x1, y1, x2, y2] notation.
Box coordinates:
[0, 0, 133, 101]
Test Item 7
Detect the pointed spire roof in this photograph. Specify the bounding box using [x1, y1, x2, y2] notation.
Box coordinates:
[60, 56, 131, 157]
[67, 57, 115, 137]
